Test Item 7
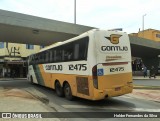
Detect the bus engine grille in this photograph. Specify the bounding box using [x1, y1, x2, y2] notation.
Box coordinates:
[76, 77, 89, 96]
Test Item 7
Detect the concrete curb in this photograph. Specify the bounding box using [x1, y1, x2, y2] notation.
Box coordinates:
[134, 85, 160, 90]
[133, 79, 160, 80]
[0, 78, 27, 80]
[133, 76, 160, 80]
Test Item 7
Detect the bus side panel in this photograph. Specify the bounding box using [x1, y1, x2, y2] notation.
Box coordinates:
[28, 65, 38, 84]
[31, 64, 76, 94]
[32, 64, 45, 86]
[49, 75, 95, 100]
[75, 76, 94, 100]
[98, 72, 133, 97]
[90, 72, 132, 100]
[35, 66, 95, 100]
[39, 64, 52, 88]
[50, 74, 78, 96]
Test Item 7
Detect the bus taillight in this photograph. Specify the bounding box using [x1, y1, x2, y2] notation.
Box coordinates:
[92, 65, 98, 89]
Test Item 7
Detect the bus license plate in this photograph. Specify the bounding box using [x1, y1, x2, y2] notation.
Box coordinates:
[115, 87, 121, 91]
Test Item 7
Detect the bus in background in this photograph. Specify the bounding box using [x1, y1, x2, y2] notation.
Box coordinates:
[27, 29, 133, 100]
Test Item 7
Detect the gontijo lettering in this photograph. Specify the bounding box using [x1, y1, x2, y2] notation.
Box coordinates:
[101, 46, 128, 51]
[45, 65, 62, 71]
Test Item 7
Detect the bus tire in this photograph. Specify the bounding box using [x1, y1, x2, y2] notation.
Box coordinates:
[55, 81, 64, 97]
[64, 83, 73, 100]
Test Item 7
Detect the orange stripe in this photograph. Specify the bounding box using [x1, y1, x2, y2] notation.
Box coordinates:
[102, 62, 128, 66]
[39, 64, 52, 88]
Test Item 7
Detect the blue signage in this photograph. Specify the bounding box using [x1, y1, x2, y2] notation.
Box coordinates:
[97, 69, 104, 76]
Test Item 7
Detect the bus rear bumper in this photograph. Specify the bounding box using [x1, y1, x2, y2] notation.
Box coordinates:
[93, 85, 133, 100]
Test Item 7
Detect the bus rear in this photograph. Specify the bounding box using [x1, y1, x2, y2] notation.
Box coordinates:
[91, 30, 133, 100]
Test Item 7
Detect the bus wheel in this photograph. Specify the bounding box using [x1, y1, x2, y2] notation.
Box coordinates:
[55, 81, 64, 97]
[64, 83, 73, 100]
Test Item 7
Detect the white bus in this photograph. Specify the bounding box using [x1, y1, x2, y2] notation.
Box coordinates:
[28, 29, 133, 100]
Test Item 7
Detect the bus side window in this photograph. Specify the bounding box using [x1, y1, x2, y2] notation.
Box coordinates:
[49, 50, 52, 63]
[55, 48, 62, 62]
[53, 50, 56, 62]
[32, 55, 35, 64]
[68, 52, 73, 60]
[63, 50, 67, 61]
[29, 56, 33, 65]
[74, 44, 79, 60]
[35, 54, 38, 64]
[73, 37, 89, 61]
[42, 52, 45, 63]
[62, 45, 67, 61]
[79, 38, 88, 60]
[45, 51, 49, 63]
[37, 54, 40, 64]
[66, 46, 73, 61]
[32, 55, 36, 64]
[40, 53, 42, 63]
[62, 43, 73, 61]
[39, 52, 43, 63]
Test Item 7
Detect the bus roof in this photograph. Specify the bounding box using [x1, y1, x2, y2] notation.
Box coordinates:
[38, 29, 127, 53]
[38, 29, 95, 53]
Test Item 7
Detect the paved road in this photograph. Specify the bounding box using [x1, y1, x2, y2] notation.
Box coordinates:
[133, 79, 160, 86]
[0, 79, 160, 121]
